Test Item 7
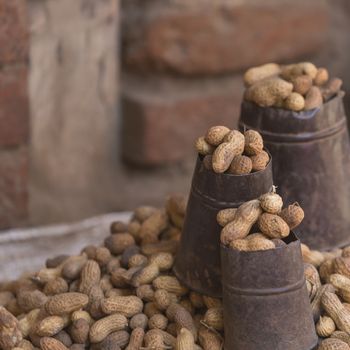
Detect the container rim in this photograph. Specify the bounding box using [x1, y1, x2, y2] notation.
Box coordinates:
[198, 148, 272, 178]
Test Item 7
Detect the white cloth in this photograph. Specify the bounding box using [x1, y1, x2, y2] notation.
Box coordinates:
[0, 212, 132, 281]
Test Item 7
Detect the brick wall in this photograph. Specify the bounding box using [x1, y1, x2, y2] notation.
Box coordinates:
[27, 0, 350, 224]
[121, 0, 330, 166]
[0, 0, 29, 229]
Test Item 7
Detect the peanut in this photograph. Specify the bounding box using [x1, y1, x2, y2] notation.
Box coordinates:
[36, 315, 69, 337]
[40, 337, 68, 350]
[195, 137, 215, 156]
[101, 296, 143, 317]
[244, 130, 263, 156]
[79, 259, 101, 294]
[330, 274, 350, 303]
[259, 191, 283, 214]
[247, 236, 275, 251]
[205, 126, 230, 146]
[314, 68, 329, 86]
[105, 233, 136, 255]
[243, 63, 281, 87]
[311, 284, 335, 322]
[45, 293, 89, 315]
[320, 259, 335, 283]
[126, 328, 144, 350]
[321, 292, 350, 333]
[316, 316, 336, 337]
[176, 328, 195, 350]
[221, 199, 262, 245]
[334, 257, 350, 278]
[198, 325, 222, 350]
[318, 338, 350, 350]
[139, 210, 168, 244]
[153, 276, 188, 296]
[166, 304, 197, 340]
[284, 92, 305, 111]
[148, 313, 168, 330]
[258, 213, 290, 239]
[89, 314, 128, 343]
[290, 74, 312, 95]
[250, 150, 269, 171]
[301, 244, 325, 267]
[0, 306, 22, 349]
[322, 78, 343, 101]
[245, 77, 293, 107]
[279, 202, 304, 229]
[203, 307, 223, 331]
[228, 155, 252, 175]
[212, 142, 239, 173]
[216, 208, 237, 227]
[304, 86, 323, 110]
[98, 330, 130, 349]
[129, 313, 148, 330]
[144, 329, 166, 350]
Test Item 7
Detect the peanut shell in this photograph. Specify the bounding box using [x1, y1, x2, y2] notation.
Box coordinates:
[228, 155, 252, 175]
[259, 192, 283, 214]
[195, 137, 215, 156]
[258, 213, 290, 239]
[212, 142, 240, 173]
[279, 203, 304, 229]
[243, 63, 281, 86]
[250, 150, 269, 171]
[205, 126, 230, 146]
[244, 130, 263, 156]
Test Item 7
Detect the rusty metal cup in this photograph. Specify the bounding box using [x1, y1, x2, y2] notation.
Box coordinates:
[173, 154, 273, 297]
[239, 92, 350, 250]
[221, 232, 318, 350]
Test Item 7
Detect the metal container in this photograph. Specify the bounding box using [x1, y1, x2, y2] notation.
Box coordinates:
[239, 92, 350, 250]
[173, 154, 273, 297]
[221, 232, 318, 350]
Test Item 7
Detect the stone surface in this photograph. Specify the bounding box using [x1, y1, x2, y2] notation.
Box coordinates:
[0, 0, 29, 64]
[0, 65, 29, 146]
[122, 0, 330, 75]
[122, 74, 243, 165]
[0, 147, 28, 229]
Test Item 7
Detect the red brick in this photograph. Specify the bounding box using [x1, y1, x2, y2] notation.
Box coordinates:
[0, 146, 28, 229]
[0, 0, 29, 64]
[122, 0, 329, 75]
[0, 65, 29, 146]
[121, 74, 243, 165]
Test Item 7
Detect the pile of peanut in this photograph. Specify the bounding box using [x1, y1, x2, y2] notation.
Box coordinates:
[244, 62, 343, 111]
[1, 199, 350, 350]
[302, 243, 350, 349]
[219, 188, 304, 252]
[0, 195, 224, 350]
[196, 126, 269, 174]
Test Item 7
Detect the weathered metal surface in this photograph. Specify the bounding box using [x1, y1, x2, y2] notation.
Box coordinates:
[221, 233, 318, 350]
[239, 92, 350, 250]
[173, 154, 273, 297]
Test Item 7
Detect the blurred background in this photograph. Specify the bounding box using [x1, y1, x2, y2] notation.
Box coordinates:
[1, 0, 349, 229]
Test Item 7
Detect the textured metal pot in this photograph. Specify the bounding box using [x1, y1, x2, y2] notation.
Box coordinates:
[173, 154, 273, 297]
[221, 232, 318, 350]
[239, 92, 350, 250]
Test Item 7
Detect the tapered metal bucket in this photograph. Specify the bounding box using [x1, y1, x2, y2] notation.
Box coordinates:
[239, 92, 350, 250]
[173, 154, 273, 297]
[221, 232, 318, 350]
